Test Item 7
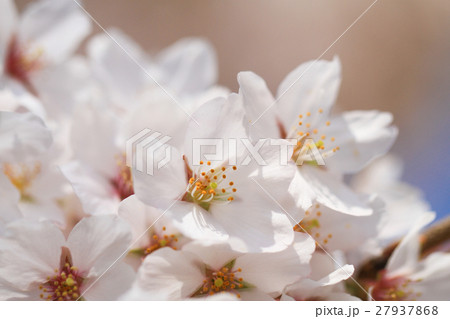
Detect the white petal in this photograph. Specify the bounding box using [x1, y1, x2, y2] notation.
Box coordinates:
[66, 215, 132, 277]
[70, 103, 119, 177]
[123, 89, 190, 149]
[61, 161, 120, 216]
[288, 167, 316, 212]
[276, 57, 341, 131]
[0, 0, 17, 64]
[0, 111, 52, 162]
[156, 38, 217, 96]
[0, 172, 21, 229]
[19, 199, 66, 227]
[87, 29, 148, 106]
[118, 195, 181, 249]
[18, 0, 91, 63]
[183, 94, 247, 165]
[0, 77, 46, 119]
[132, 248, 204, 300]
[235, 232, 315, 295]
[238, 289, 275, 301]
[386, 212, 435, 276]
[0, 220, 64, 290]
[167, 201, 229, 242]
[237, 71, 279, 140]
[196, 292, 240, 301]
[82, 262, 135, 301]
[299, 197, 382, 252]
[31, 56, 92, 119]
[352, 155, 431, 243]
[211, 193, 294, 253]
[300, 165, 372, 216]
[182, 241, 241, 271]
[133, 146, 187, 209]
[323, 111, 398, 174]
[410, 252, 450, 301]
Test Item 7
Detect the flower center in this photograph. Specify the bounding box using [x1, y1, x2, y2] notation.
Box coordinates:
[294, 203, 333, 246]
[3, 162, 41, 202]
[183, 160, 237, 211]
[5, 36, 43, 88]
[111, 154, 134, 201]
[192, 260, 252, 298]
[145, 226, 179, 255]
[286, 110, 339, 166]
[371, 271, 422, 301]
[40, 262, 83, 301]
[128, 226, 180, 257]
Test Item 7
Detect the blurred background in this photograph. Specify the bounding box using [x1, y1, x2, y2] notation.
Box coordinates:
[17, 0, 450, 218]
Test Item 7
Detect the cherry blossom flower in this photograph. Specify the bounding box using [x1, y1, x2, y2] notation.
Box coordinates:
[293, 196, 383, 253]
[133, 94, 296, 252]
[0, 215, 134, 300]
[118, 195, 189, 269]
[122, 233, 315, 300]
[369, 212, 450, 301]
[0, 0, 91, 93]
[237, 58, 397, 217]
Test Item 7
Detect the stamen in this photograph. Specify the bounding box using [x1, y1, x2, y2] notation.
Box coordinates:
[192, 261, 251, 298]
[183, 162, 238, 210]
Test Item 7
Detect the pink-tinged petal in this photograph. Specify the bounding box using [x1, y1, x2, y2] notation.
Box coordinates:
[18, 0, 91, 64]
[0, 279, 32, 300]
[66, 215, 132, 277]
[276, 57, 341, 130]
[0, 111, 52, 162]
[0, 220, 64, 290]
[156, 38, 217, 96]
[61, 161, 120, 216]
[81, 262, 135, 301]
[299, 165, 372, 216]
[323, 111, 398, 174]
[237, 71, 279, 140]
[131, 248, 205, 300]
[235, 232, 315, 295]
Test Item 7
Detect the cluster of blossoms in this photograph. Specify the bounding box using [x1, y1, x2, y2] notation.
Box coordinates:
[0, 0, 449, 301]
